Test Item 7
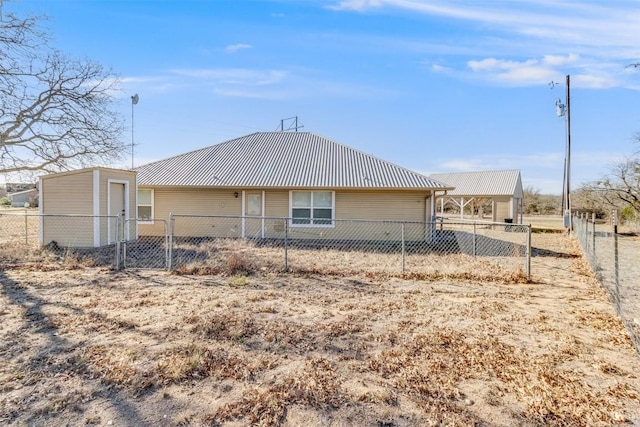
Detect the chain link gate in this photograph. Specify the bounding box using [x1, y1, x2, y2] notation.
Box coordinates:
[121, 218, 170, 269]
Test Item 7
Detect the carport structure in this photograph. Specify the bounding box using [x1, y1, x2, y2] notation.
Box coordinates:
[430, 170, 524, 224]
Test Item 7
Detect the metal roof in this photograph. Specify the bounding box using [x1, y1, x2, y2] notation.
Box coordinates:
[429, 170, 523, 198]
[136, 132, 452, 190]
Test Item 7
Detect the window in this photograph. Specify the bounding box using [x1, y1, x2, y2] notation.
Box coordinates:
[137, 188, 154, 222]
[290, 191, 334, 227]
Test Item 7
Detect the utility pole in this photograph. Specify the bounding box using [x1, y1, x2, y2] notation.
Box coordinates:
[563, 75, 572, 233]
[552, 75, 572, 233]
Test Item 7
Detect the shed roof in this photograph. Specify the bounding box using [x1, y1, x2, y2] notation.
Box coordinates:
[8, 188, 38, 197]
[429, 170, 523, 198]
[40, 166, 136, 180]
[136, 132, 452, 190]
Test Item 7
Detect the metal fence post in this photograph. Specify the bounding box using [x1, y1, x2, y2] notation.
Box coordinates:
[164, 220, 169, 270]
[122, 217, 128, 269]
[472, 221, 477, 258]
[614, 222, 620, 315]
[284, 218, 289, 272]
[591, 212, 596, 258]
[115, 215, 121, 270]
[526, 224, 531, 281]
[24, 208, 28, 246]
[401, 222, 405, 274]
[168, 213, 174, 271]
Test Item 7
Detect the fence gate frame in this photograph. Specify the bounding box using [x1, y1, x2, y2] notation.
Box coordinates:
[121, 218, 169, 270]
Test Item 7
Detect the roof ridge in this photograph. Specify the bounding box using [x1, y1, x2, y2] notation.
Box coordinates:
[431, 169, 520, 175]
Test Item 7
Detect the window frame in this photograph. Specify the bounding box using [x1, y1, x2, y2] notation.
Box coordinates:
[289, 190, 335, 228]
[137, 188, 154, 224]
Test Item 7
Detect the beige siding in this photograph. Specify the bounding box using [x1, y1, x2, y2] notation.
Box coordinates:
[41, 170, 94, 215]
[40, 167, 136, 247]
[494, 198, 512, 222]
[336, 191, 428, 222]
[140, 187, 431, 241]
[41, 170, 95, 247]
[139, 187, 243, 237]
[264, 191, 288, 217]
[41, 216, 95, 248]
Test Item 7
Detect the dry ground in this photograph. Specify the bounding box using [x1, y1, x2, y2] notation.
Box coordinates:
[1, 231, 640, 426]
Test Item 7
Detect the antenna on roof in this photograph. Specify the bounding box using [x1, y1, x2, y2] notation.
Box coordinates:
[278, 116, 304, 132]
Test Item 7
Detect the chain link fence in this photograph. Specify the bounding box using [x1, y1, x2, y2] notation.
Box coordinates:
[0, 212, 531, 279]
[123, 218, 169, 269]
[0, 212, 120, 268]
[168, 215, 531, 279]
[573, 213, 640, 354]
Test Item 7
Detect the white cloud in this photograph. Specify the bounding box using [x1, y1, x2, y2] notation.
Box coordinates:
[468, 58, 538, 72]
[542, 54, 580, 67]
[328, 0, 384, 11]
[170, 68, 288, 86]
[328, 0, 640, 89]
[465, 54, 628, 88]
[467, 57, 559, 85]
[571, 74, 616, 89]
[225, 43, 252, 53]
[329, 0, 640, 48]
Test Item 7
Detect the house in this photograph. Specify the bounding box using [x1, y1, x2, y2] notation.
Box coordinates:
[8, 188, 39, 207]
[135, 132, 453, 241]
[39, 167, 137, 247]
[429, 170, 524, 224]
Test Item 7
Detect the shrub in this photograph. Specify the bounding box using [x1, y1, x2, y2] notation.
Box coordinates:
[621, 205, 638, 222]
[0, 197, 11, 207]
[225, 251, 253, 276]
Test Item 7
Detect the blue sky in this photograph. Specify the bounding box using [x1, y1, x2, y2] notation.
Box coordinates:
[8, 0, 640, 194]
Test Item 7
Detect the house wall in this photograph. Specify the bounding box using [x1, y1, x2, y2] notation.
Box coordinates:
[138, 188, 242, 237]
[140, 187, 431, 241]
[40, 168, 136, 247]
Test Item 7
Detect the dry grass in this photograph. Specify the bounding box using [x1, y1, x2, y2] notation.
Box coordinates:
[0, 233, 639, 426]
[173, 243, 529, 284]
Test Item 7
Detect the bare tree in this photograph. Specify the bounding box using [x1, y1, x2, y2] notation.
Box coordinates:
[584, 156, 640, 215]
[0, 11, 125, 176]
[522, 185, 560, 215]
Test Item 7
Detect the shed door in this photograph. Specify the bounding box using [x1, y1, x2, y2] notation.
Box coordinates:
[244, 191, 263, 238]
[110, 183, 125, 242]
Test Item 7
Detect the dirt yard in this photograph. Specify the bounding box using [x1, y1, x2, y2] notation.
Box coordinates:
[1, 231, 640, 426]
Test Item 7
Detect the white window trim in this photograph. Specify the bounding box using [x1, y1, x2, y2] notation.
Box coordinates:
[137, 188, 154, 224]
[288, 190, 335, 228]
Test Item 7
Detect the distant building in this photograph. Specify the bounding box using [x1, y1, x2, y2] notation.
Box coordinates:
[8, 188, 39, 207]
